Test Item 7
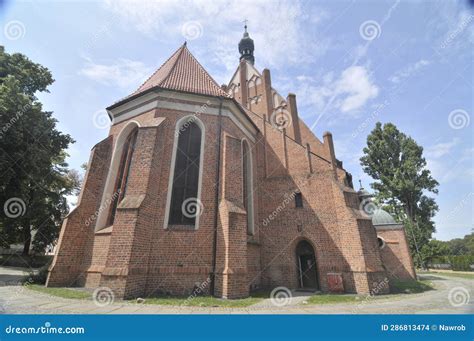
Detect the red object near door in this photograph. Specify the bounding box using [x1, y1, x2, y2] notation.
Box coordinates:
[327, 273, 344, 293]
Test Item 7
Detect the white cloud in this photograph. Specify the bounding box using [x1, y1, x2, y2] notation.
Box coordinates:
[389, 59, 431, 84]
[425, 140, 472, 184]
[425, 138, 459, 159]
[79, 58, 152, 89]
[335, 66, 379, 113]
[103, 0, 330, 70]
[290, 65, 379, 116]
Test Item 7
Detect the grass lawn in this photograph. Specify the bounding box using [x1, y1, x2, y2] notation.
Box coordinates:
[306, 294, 361, 305]
[140, 296, 264, 307]
[27, 284, 91, 300]
[426, 271, 474, 280]
[306, 279, 435, 305]
[25, 284, 264, 307]
[390, 279, 434, 294]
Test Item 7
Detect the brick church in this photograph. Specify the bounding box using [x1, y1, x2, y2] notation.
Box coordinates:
[47, 27, 415, 299]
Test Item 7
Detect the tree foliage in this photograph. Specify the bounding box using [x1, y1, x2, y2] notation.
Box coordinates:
[360, 122, 439, 266]
[422, 233, 474, 271]
[0, 46, 78, 255]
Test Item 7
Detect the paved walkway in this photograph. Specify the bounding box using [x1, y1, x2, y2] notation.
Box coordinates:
[0, 267, 472, 314]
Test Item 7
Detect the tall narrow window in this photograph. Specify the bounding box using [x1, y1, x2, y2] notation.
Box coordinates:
[295, 192, 303, 208]
[242, 140, 254, 235]
[106, 128, 138, 226]
[169, 121, 202, 226]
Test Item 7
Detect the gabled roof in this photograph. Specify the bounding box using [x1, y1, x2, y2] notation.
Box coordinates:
[134, 43, 230, 98]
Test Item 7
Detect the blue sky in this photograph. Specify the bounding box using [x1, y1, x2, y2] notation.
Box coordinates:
[1, 0, 472, 240]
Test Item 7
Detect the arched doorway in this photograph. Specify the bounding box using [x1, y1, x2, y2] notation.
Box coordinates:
[296, 240, 319, 289]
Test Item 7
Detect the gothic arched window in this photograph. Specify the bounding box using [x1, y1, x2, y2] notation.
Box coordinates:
[242, 140, 254, 235]
[168, 120, 203, 226]
[106, 127, 138, 226]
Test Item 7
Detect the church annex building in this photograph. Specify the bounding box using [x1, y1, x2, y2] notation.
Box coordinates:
[47, 28, 415, 299]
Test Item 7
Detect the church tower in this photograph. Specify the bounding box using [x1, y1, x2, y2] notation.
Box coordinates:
[238, 23, 255, 64]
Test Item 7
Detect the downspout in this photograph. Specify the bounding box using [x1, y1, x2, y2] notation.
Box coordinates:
[210, 96, 224, 296]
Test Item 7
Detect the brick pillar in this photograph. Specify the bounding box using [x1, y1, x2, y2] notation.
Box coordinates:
[323, 131, 338, 180]
[214, 135, 248, 299]
[287, 93, 302, 144]
[100, 126, 161, 299]
[47, 136, 113, 287]
[239, 60, 248, 108]
[262, 69, 273, 120]
[306, 143, 313, 174]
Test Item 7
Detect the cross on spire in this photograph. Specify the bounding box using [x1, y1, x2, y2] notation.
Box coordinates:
[238, 20, 255, 64]
[243, 19, 248, 32]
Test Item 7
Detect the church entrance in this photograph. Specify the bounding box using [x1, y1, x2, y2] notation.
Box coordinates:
[296, 240, 319, 290]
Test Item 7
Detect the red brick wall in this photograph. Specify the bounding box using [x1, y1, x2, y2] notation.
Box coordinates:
[47, 136, 112, 287]
[377, 228, 416, 281]
[50, 83, 396, 299]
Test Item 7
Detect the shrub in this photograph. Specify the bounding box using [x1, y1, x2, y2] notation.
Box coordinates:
[429, 255, 474, 271]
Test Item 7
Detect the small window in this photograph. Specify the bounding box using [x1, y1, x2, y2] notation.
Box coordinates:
[377, 237, 386, 249]
[295, 192, 303, 208]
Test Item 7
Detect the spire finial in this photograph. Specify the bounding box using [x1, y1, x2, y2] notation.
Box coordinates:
[358, 179, 363, 189]
[238, 20, 255, 64]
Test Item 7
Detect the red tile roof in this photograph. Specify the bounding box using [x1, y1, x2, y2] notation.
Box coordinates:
[134, 43, 230, 98]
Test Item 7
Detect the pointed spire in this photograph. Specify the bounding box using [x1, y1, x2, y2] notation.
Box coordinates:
[357, 179, 372, 200]
[238, 21, 255, 64]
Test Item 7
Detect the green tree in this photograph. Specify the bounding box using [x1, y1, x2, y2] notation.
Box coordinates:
[446, 233, 474, 256]
[0, 46, 78, 255]
[419, 239, 450, 268]
[360, 122, 439, 267]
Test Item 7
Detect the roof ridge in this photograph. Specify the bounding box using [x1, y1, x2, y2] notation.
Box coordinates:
[134, 44, 185, 94]
[159, 44, 187, 89]
[186, 48, 225, 91]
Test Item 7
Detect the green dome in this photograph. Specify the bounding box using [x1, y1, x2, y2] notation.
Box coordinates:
[372, 209, 397, 225]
